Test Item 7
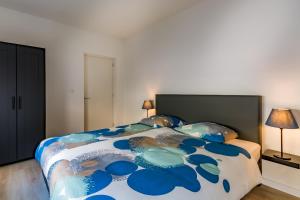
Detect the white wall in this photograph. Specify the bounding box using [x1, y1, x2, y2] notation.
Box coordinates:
[1, 0, 300, 156]
[123, 0, 300, 155]
[0, 6, 125, 137]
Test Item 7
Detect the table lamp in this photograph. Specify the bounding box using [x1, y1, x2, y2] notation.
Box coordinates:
[265, 108, 299, 160]
[142, 100, 154, 117]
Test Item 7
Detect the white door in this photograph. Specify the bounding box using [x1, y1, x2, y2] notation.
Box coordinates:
[84, 55, 113, 131]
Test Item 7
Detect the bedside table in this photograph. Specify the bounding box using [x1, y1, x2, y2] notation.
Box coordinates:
[262, 149, 300, 169]
[262, 149, 300, 198]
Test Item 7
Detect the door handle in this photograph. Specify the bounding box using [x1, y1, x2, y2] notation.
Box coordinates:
[18, 96, 22, 110]
[12, 96, 16, 110]
[84, 97, 90, 103]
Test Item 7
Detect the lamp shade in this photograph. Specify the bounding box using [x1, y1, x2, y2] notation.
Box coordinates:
[265, 109, 299, 129]
[142, 100, 154, 110]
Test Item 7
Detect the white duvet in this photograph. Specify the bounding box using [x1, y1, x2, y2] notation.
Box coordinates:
[37, 127, 261, 200]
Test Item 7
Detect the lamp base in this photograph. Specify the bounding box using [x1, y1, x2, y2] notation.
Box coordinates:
[273, 154, 291, 160]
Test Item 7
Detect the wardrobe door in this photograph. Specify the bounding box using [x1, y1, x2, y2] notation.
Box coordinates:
[0, 42, 17, 165]
[17, 45, 45, 160]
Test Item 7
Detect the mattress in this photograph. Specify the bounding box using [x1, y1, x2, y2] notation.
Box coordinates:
[226, 139, 261, 162]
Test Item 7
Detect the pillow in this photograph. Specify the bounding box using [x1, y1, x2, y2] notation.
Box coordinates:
[140, 115, 185, 128]
[175, 122, 238, 143]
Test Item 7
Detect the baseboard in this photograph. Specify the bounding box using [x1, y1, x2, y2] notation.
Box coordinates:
[0, 157, 34, 167]
[262, 178, 300, 197]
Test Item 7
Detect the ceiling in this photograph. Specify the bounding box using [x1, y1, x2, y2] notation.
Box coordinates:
[0, 0, 200, 39]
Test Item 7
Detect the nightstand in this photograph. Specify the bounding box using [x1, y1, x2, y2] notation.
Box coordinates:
[262, 149, 300, 169]
[262, 149, 300, 198]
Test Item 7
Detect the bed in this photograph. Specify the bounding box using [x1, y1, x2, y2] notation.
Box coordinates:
[36, 95, 262, 200]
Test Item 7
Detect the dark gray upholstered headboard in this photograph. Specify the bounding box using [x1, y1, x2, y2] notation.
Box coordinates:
[156, 95, 262, 145]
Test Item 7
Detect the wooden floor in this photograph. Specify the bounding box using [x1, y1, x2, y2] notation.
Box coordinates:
[0, 160, 299, 200]
[243, 185, 300, 200]
[0, 160, 48, 200]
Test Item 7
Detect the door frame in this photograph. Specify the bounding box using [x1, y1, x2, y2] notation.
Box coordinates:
[83, 53, 115, 131]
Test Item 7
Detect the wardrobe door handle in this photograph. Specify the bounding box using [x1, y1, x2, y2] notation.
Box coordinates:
[18, 96, 22, 110]
[12, 96, 16, 110]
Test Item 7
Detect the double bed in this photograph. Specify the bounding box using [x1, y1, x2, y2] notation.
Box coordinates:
[36, 95, 262, 200]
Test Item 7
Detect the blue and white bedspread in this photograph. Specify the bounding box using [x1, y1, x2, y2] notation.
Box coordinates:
[36, 125, 261, 200]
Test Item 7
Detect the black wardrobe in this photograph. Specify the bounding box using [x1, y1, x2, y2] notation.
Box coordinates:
[0, 42, 45, 165]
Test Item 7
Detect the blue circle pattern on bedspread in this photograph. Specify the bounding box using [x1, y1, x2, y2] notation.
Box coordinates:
[49, 166, 113, 200]
[86, 195, 116, 200]
[110, 136, 251, 196]
[113, 139, 130, 149]
[204, 142, 251, 159]
[127, 165, 200, 195]
[35, 124, 153, 166]
[47, 133, 251, 199]
[86, 195, 115, 200]
[223, 179, 230, 193]
[105, 161, 138, 176]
